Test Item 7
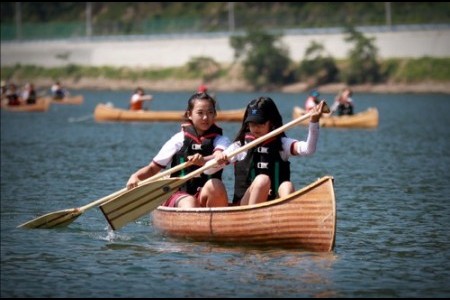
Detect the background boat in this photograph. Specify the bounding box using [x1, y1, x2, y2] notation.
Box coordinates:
[292, 106, 379, 128]
[94, 103, 244, 122]
[0, 97, 51, 112]
[152, 176, 336, 252]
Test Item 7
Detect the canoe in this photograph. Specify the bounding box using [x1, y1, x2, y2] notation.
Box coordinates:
[152, 175, 336, 252]
[45, 95, 84, 105]
[1, 98, 51, 112]
[292, 106, 379, 128]
[94, 103, 245, 122]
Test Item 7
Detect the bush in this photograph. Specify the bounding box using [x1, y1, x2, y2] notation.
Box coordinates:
[186, 56, 221, 81]
[342, 26, 381, 84]
[298, 41, 339, 87]
[230, 29, 294, 90]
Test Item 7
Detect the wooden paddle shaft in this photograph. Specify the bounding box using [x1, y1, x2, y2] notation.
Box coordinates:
[79, 161, 191, 211]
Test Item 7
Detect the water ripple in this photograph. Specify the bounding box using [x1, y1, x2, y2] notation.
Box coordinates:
[2, 91, 450, 297]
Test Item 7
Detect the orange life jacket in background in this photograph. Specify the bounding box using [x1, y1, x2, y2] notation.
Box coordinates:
[129, 100, 143, 110]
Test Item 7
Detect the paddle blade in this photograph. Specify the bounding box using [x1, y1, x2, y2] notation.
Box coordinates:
[322, 101, 331, 113]
[100, 178, 179, 230]
[18, 208, 82, 229]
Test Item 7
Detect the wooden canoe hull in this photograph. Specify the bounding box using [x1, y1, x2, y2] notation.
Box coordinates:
[1, 98, 51, 112]
[152, 176, 336, 252]
[94, 103, 245, 122]
[292, 106, 379, 128]
[45, 95, 84, 105]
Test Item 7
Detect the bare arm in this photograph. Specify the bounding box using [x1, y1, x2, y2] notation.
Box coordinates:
[126, 161, 162, 189]
[309, 100, 325, 123]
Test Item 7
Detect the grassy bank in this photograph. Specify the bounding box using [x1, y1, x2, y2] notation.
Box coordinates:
[2, 57, 450, 93]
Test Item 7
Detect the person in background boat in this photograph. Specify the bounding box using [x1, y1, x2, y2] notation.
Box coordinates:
[51, 81, 69, 100]
[22, 83, 37, 105]
[331, 87, 354, 116]
[5, 83, 22, 106]
[197, 84, 208, 93]
[304, 89, 321, 112]
[126, 91, 230, 208]
[197, 83, 218, 101]
[1, 80, 7, 101]
[129, 87, 153, 111]
[208, 96, 325, 206]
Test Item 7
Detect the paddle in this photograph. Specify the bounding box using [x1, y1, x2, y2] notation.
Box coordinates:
[100, 101, 330, 230]
[17, 161, 192, 229]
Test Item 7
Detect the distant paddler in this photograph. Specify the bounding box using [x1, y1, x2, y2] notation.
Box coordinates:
[197, 84, 208, 93]
[129, 87, 153, 111]
[51, 80, 69, 100]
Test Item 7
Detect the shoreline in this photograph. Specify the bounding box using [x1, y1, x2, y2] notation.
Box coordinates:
[30, 77, 450, 94]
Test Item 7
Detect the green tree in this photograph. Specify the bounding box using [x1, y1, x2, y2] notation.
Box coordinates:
[343, 26, 381, 84]
[298, 41, 338, 87]
[186, 56, 221, 82]
[230, 30, 293, 90]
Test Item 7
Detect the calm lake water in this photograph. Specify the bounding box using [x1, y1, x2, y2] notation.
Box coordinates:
[1, 90, 449, 297]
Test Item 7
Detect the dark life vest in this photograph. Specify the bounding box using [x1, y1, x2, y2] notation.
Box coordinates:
[7, 93, 20, 106]
[233, 133, 290, 204]
[53, 89, 65, 100]
[26, 90, 37, 104]
[171, 123, 224, 195]
[337, 103, 354, 116]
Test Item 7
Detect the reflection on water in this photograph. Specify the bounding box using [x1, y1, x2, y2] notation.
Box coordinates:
[103, 235, 339, 298]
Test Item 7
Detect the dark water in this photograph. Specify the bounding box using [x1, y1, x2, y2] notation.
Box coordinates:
[1, 90, 450, 297]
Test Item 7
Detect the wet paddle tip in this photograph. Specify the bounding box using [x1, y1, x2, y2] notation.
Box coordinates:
[17, 208, 82, 229]
[17, 220, 44, 229]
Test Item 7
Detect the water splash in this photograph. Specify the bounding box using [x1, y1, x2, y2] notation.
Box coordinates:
[68, 114, 93, 123]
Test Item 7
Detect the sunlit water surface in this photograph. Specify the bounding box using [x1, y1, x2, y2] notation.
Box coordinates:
[1, 90, 449, 297]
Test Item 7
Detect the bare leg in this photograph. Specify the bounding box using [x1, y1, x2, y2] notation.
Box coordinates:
[199, 178, 228, 207]
[278, 181, 295, 198]
[176, 195, 199, 208]
[240, 174, 271, 206]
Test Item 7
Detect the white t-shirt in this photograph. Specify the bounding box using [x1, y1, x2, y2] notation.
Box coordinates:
[130, 93, 142, 104]
[152, 130, 230, 168]
[305, 96, 317, 111]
